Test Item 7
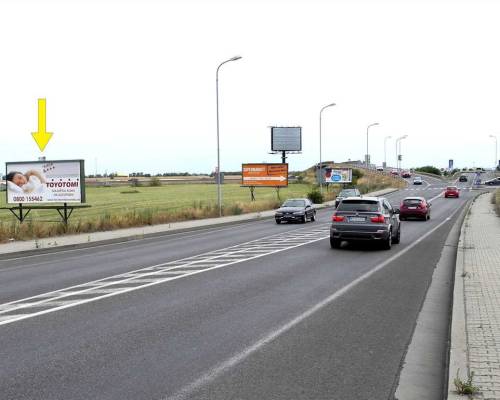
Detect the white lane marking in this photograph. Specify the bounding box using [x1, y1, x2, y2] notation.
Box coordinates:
[0, 189, 405, 263]
[167, 205, 464, 400]
[0, 225, 331, 327]
[0, 218, 290, 263]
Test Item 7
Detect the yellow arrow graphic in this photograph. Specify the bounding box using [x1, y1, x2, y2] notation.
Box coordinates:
[31, 98, 53, 152]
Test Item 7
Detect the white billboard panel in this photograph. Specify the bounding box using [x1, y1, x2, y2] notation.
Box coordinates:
[323, 168, 352, 184]
[271, 127, 302, 151]
[6, 160, 85, 204]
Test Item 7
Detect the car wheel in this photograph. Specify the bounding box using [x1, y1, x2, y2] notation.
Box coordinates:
[311, 212, 316, 222]
[383, 230, 392, 250]
[330, 237, 341, 249]
[275, 219, 281, 224]
[392, 226, 401, 244]
[400, 216, 405, 221]
[427, 213, 430, 220]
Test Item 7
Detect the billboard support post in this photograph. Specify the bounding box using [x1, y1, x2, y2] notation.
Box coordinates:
[249, 186, 255, 201]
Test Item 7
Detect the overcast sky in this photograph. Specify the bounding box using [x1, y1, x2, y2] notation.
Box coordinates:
[1, 0, 499, 174]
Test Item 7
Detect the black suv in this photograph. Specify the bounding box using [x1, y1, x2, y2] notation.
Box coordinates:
[459, 175, 468, 182]
[330, 197, 401, 250]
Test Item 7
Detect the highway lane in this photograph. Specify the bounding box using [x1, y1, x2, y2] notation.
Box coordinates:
[0, 179, 446, 304]
[0, 180, 475, 399]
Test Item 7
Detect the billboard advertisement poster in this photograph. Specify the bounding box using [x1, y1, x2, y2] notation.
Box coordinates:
[5, 160, 85, 204]
[448, 159, 454, 170]
[271, 127, 302, 152]
[322, 168, 352, 184]
[242, 163, 288, 187]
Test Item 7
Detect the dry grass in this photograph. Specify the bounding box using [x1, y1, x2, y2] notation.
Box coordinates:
[492, 189, 500, 217]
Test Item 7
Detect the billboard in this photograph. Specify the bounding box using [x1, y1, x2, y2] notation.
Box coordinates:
[242, 163, 288, 187]
[322, 168, 352, 184]
[271, 127, 302, 151]
[6, 160, 85, 204]
[448, 159, 454, 170]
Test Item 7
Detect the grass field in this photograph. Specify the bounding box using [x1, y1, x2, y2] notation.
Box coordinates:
[0, 183, 316, 241]
[0, 183, 313, 222]
[0, 167, 404, 242]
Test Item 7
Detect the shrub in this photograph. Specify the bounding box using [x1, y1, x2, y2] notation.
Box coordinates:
[307, 188, 324, 204]
[149, 177, 161, 187]
[415, 166, 442, 176]
[129, 178, 142, 187]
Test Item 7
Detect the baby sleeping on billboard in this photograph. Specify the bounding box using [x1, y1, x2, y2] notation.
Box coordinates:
[6, 161, 83, 204]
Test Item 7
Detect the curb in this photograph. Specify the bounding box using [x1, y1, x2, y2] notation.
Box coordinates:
[447, 192, 489, 399]
[394, 193, 473, 400]
[0, 187, 400, 259]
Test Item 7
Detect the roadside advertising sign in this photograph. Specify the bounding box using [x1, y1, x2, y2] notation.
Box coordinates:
[448, 159, 454, 170]
[242, 163, 288, 187]
[322, 168, 352, 184]
[271, 127, 302, 151]
[5, 160, 86, 204]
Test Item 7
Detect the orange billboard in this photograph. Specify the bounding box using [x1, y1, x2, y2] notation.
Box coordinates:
[241, 163, 288, 187]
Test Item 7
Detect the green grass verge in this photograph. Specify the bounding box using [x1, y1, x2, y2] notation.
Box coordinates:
[0, 183, 312, 241]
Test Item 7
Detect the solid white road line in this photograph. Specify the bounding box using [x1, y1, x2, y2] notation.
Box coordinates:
[167, 204, 465, 400]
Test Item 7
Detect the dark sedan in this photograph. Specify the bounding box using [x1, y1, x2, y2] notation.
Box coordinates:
[484, 177, 500, 186]
[275, 198, 316, 224]
[330, 197, 401, 250]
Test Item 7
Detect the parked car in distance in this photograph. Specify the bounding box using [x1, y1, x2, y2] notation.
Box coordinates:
[376, 166, 384, 172]
[334, 188, 361, 208]
[275, 198, 316, 224]
[413, 176, 423, 185]
[390, 169, 399, 176]
[330, 197, 401, 250]
[401, 171, 411, 178]
[445, 186, 460, 198]
[484, 177, 500, 186]
[459, 175, 468, 182]
[399, 197, 431, 220]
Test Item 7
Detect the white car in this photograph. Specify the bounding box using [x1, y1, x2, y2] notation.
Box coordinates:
[413, 177, 423, 185]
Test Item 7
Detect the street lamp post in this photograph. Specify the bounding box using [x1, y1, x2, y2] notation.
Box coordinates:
[395, 135, 408, 171]
[366, 123, 379, 168]
[319, 102, 336, 194]
[489, 134, 498, 170]
[384, 135, 392, 168]
[216, 55, 242, 217]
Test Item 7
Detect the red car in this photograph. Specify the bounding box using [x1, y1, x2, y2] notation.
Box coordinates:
[399, 197, 431, 220]
[445, 186, 460, 198]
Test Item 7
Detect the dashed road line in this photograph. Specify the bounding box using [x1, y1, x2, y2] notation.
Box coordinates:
[0, 224, 330, 327]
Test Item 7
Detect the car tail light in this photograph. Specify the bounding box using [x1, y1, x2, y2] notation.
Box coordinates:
[332, 214, 345, 222]
[370, 214, 385, 223]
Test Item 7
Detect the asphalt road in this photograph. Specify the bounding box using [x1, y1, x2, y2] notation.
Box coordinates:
[0, 174, 480, 400]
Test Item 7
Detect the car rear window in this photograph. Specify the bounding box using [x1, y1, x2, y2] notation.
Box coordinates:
[403, 199, 422, 206]
[283, 200, 305, 207]
[339, 190, 357, 197]
[337, 200, 379, 212]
